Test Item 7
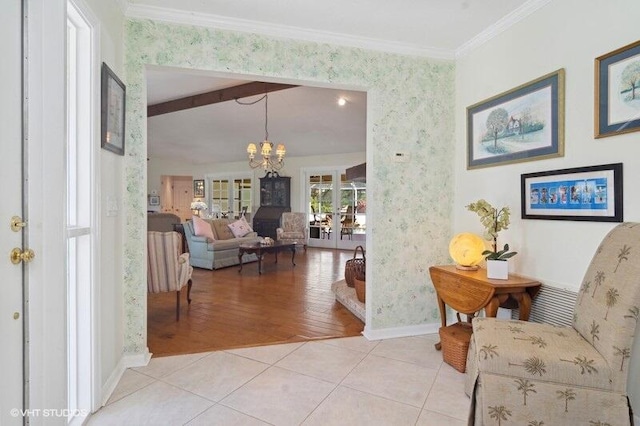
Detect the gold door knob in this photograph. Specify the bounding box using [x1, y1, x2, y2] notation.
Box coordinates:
[10, 248, 35, 265]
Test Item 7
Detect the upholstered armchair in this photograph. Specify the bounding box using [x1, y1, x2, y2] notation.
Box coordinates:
[147, 231, 193, 321]
[465, 223, 640, 425]
[276, 212, 307, 251]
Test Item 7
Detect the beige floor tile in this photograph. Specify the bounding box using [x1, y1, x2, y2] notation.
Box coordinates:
[318, 335, 380, 353]
[416, 409, 467, 426]
[424, 366, 471, 421]
[371, 335, 444, 369]
[341, 354, 438, 407]
[106, 369, 155, 405]
[302, 385, 421, 426]
[225, 342, 304, 365]
[88, 381, 212, 426]
[185, 404, 270, 426]
[275, 341, 366, 384]
[132, 352, 210, 379]
[162, 351, 269, 402]
[221, 366, 336, 426]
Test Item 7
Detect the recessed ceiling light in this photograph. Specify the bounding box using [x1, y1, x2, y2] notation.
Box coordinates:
[337, 97, 347, 106]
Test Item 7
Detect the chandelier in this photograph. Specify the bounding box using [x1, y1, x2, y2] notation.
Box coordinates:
[245, 92, 286, 172]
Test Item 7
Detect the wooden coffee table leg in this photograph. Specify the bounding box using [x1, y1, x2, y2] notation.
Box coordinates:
[258, 254, 263, 274]
[238, 250, 244, 273]
[291, 247, 296, 266]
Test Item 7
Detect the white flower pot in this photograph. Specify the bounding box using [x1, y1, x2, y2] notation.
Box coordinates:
[486, 260, 509, 280]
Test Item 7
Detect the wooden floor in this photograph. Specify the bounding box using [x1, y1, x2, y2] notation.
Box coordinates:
[147, 247, 364, 357]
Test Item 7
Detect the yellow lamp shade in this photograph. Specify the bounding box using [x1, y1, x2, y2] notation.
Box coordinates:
[449, 233, 485, 268]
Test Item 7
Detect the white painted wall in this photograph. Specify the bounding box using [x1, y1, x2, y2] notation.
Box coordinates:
[454, 0, 640, 419]
[147, 151, 366, 213]
[79, 0, 126, 402]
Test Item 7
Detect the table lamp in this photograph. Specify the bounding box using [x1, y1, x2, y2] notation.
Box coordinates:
[449, 232, 485, 270]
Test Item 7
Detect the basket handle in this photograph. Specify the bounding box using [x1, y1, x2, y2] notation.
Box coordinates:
[352, 245, 366, 260]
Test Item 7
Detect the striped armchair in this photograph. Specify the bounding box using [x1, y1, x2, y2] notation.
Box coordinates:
[465, 223, 640, 425]
[147, 231, 193, 321]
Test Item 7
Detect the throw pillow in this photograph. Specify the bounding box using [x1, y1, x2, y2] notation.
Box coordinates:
[239, 215, 253, 232]
[212, 220, 235, 240]
[228, 219, 252, 238]
[192, 215, 215, 242]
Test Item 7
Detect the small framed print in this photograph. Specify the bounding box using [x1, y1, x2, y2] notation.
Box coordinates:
[148, 195, 160, 206]
[521, 163, 623, 222]
[467, 69, 565, 169]
[193, 179, 205, 198]
[595, 40, 640, 138]
[101, 62, 126, 155]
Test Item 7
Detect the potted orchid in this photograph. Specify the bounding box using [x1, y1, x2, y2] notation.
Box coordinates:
[466, 199, 517, 279]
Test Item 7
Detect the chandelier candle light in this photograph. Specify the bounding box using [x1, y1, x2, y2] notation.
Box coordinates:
[190, 199, 208, 216]
[245, 92, 286, 172]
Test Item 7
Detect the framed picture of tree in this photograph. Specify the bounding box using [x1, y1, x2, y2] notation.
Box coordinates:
[467, 69, 565, 170]
[595, 40, 640, 138]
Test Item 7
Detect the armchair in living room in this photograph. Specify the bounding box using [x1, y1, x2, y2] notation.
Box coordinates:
[465, 223, 640, 425]
[147, 231, 193, 321]
[276, 212, 307, 251]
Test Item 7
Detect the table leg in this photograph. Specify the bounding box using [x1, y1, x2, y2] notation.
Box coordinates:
[258, 254, 263, 274]
[238, 250, 244, 273]
[513, 292, 532, 321]
[275, 249, 278, 263]
[435, 296, 447, 351]
[485, 297, 500, 317]
[291, 247, 296, 266]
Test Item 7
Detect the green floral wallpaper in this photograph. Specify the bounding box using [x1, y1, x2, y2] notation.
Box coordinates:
[124, 19, 455, 354]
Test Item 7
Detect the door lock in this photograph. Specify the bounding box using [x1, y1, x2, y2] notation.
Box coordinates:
[10, 248, 35, 265]
[10, 216, 27, 232]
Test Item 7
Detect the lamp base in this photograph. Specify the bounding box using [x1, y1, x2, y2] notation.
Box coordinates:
[455, 264, 479, 271]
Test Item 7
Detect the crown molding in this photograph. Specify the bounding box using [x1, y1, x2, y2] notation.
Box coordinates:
[125, 4, 455, 60]
[456, 0, 553, 58]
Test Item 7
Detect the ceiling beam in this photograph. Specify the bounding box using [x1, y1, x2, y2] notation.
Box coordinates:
[147, 82, 298, 117]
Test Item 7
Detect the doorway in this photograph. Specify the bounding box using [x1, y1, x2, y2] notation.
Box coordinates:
[306, 169, 366, 251]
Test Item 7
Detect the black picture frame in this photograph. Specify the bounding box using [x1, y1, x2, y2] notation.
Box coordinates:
[521, 163, 623, 222]
[193, 179, 205, 198]
[595, 40, 640, 138]
[101, 62, 126, 155]
[467, 69, 565, 169]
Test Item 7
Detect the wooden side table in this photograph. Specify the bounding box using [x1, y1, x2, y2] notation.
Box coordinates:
[429, 265, 541, 350]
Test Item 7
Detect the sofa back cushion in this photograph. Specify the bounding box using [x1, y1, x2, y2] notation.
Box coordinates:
[210, 218, 235, 240]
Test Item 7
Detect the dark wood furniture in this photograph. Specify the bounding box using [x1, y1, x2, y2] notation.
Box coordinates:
[238, 241, 297, 274]
[429, 265, 541, 350]
[252, 175, 291, 239]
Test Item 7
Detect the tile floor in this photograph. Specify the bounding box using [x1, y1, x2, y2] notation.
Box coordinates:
[88, 334, 470, 426]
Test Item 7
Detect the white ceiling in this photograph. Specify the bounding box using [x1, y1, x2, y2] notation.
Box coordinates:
[136, 0, 541, 164]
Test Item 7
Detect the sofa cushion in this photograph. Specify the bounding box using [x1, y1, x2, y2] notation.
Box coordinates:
[228, 219, 252, 238]
[210, 219, 235, 240]
[192, 216, 215, 241]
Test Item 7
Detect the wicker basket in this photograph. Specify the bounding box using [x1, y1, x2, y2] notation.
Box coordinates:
[354, 277, 366, 303]
[344, 246, 365, 287]
[439, 322, 473, 373]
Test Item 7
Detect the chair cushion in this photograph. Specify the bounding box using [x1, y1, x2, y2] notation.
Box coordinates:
[192, 215, 215, 241]
[228, 218, 252, 238]
[472, 317, 613, 390]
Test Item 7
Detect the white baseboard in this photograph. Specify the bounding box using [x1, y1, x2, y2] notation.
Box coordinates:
[362, 322, 440, 340]
[100, 348, 152, 407]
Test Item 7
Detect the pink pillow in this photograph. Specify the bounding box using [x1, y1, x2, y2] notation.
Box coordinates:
[228, 219, 252, 238]
[192, 215, 215, 241]
[240, 215, 253, 232]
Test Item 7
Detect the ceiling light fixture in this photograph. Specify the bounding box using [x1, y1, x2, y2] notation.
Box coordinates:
[337, 97, 347, 106]
[242, 92, 285, 173]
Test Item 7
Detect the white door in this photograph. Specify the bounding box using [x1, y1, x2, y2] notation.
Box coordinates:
[306, 170, 366, 251]
[0, 2, 26, 424]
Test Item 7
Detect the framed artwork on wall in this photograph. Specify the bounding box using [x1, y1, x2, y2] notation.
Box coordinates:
[100, 62, 126, 155]
[193, 179, 205, 198]
[148, 195, 160, 206]
[595, 39, 640, 138]
[521, 163, 623, 222]
[467, 69, 565, 170]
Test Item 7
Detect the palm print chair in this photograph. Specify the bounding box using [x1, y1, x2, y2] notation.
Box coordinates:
[465, 223, 640, 425]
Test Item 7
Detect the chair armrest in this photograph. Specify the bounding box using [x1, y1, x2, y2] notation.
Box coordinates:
[178, 253, 190, 264]
[189, 235, 209, 244]
[276, 227, 284, 237]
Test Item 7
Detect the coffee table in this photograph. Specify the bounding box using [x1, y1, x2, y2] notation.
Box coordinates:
[238, 241, 297, 274]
